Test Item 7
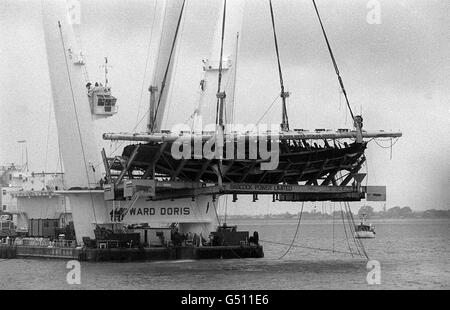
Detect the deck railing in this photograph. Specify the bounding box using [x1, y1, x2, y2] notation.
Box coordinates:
[11, 238, 77, 248]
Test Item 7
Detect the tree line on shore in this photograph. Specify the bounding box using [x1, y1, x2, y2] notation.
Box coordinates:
[226, 206, 450, 220]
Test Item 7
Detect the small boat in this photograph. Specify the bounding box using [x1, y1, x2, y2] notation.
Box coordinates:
[355, 214, 375, 239]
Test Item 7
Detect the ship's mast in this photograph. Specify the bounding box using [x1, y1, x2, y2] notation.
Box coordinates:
[148, 85, 158, 133]
[311, 0, 363, 142]
[191, 0, 245, 131]
[269, 0, 290, 132]
[215, 0, 227, 130]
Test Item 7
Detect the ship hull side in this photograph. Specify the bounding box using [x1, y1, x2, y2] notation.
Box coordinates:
[64, 192, 217, 244]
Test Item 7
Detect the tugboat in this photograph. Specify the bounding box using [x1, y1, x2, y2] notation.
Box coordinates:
[355, 214, 375, 239]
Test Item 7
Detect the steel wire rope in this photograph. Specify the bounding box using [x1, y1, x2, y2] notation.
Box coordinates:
[278, 202, 304, 259]
[341, 201, 363, 258]
[345, 201, 369, 259]
[259, 239, 357, 256]
[339, 202, 354, 257]
[255, 94, 281, 125]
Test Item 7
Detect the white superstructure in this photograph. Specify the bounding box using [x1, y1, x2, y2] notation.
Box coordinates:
[40, 0, 220, 244]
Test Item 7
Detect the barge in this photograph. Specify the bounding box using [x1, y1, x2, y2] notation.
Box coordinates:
[1, 245, 263, 262]
[1, 224, 263, 261]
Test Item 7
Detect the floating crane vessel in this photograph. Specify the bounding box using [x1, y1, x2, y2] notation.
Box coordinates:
[1, 0, 401, 261]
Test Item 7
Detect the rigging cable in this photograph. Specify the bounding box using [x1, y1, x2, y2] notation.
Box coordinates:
[340, 203, 354, 257]
[311, 0, 355, 122]
[224, 195, 228, 224]
[344, 201, 368, 259]
[57, 147, 65, 187]
[44, 98, 52, 174]
[345, 201, 369, 259]
[212, 199, 222, 227]
[231, 32, 240, 125]
[151, 0, 186, 132]
[255, 94, 280, 125]
[260, 239, 356, 256]
[95, 1, 185, 168]
[332, 202, 335, 253]
[373, 137, 398, 160]
[363, 154, 369, 188]
[269, 0, 289, 130]
[94, 109, 150, 170]
[135, 0, 159, 126]
[342, 201, 363, 258]
[278, 201, 304, 259]
[58, 21, 97, 223]
[163, 0, 189, 129]
[371, 137, 400, 149]
[93, 2, 166, 168]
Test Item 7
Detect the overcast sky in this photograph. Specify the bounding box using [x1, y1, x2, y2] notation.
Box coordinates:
[0, 0, 449, 214]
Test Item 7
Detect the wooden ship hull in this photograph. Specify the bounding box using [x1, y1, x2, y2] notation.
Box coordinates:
[116, 140, 366, 186]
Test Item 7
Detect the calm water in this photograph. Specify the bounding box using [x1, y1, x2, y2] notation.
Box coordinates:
[0, 219, 448, 290]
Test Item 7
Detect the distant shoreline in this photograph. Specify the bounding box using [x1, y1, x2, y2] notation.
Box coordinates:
[224, 209, 450, 221]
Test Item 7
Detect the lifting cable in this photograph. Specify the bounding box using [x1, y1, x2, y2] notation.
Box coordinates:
[260, 239, 356, 256]
[332, 202, 335, 253]
[256, 202, 368, 259]
[340, 202, 354, 257]
[311, 0, 355, 122]
[341, 201, 369, 259]
[342, 202, 363, 257]
[58, 21, 97, 224]
[278, 202, 304, 259]
[345, 201, 369, 259]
